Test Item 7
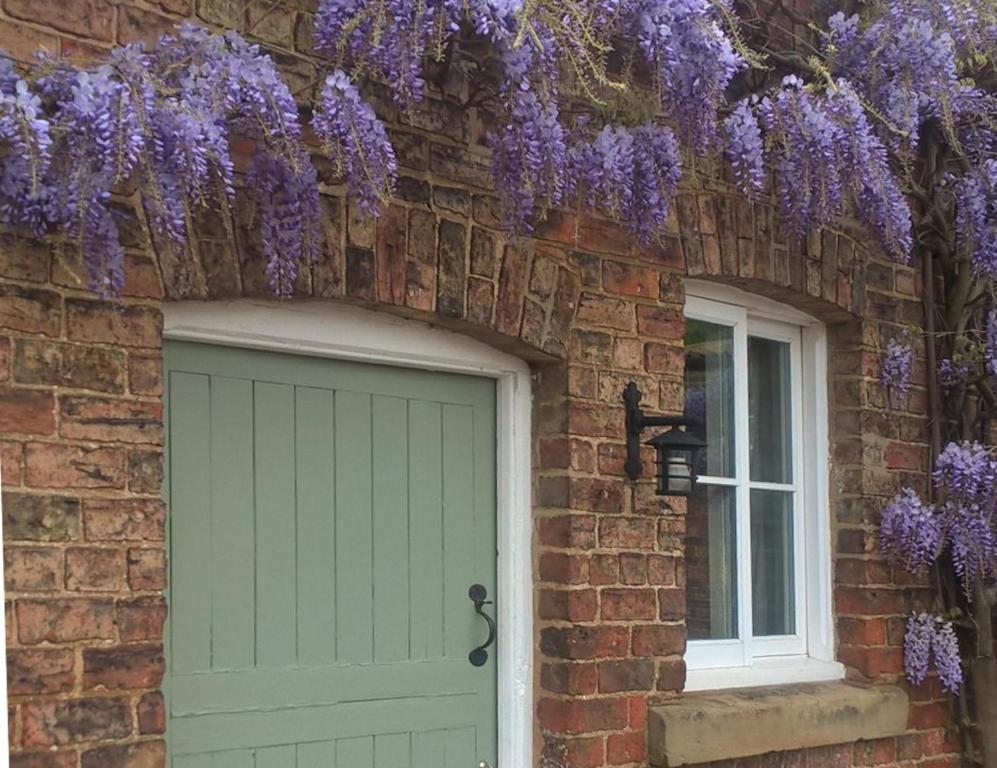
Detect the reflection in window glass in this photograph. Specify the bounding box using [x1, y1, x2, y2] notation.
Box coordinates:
[686, 486, 738, 640]
[684, 320, 735, 478]
[751, 489, 795, 636]
[748, 336, 793, 484]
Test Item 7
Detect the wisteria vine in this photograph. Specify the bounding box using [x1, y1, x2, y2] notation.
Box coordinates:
[0, 0, 995, 711]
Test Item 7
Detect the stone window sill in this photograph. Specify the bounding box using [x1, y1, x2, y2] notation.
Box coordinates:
[647, 681, 910, 767]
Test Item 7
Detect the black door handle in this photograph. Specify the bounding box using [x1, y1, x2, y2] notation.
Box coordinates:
[468, 584, 496, 667]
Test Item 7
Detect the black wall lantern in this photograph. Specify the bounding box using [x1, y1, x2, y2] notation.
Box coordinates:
[623, 381, 706, 497]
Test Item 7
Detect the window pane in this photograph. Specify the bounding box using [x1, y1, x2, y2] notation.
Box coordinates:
[686, 485, 738, 640]
[751, 489, 795, 636]
[748, 336, 793, 483]
[684, 319, 735, 478]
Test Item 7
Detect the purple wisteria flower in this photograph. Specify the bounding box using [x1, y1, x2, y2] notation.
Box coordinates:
[724, 99, 765, 195]
[904, 612, 934, 686]
[880, 487, 942, 572]
[938, 357, 973, 388]
[904, 613, 963, 694]
[631, 0, 744, 153]
[956, 160, 997, 278]
[986, 309, 997, 377]
[880, 333, 915, 402]
[314, 69, 398, 217]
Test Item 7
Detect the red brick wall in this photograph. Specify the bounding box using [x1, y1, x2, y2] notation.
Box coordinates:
[0, 3, 957, 768]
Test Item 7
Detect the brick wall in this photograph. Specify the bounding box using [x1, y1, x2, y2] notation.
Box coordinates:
[0, 2, 958, 767]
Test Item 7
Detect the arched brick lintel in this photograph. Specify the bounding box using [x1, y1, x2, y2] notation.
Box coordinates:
[146, 187, 903, 364]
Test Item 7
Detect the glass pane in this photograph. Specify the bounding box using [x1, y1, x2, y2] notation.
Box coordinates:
[686, 485, 738, 640]
[751, 489, 795, 636]
[748, 336, 793, 483]
[684, 319, 735, 478]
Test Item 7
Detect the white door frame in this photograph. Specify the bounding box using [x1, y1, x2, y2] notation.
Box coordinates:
[163, 299, 534, 768]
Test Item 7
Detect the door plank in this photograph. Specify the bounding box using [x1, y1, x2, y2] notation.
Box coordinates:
[337, 736, 374, 768]
[444, 727, 476, 768]
[412, 731, 445, 768]
[212, 749, 254, 768]
[254, 382, 298, 668]
[373, 395, 410, 663]
[407, 401, 444, 660]
[170, 372, 212, 675]
[334, 390, 374, 664]
[442, 405, 476, 659]
[210, 377, 256, 671]
[255, 745, 295, 768]
[295, 386, 337, 666]
[298, 741, 336, 768]
[375, 733, 410, 768]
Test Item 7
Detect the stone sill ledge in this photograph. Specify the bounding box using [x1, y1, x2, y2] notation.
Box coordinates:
[648, 681, 910, 767]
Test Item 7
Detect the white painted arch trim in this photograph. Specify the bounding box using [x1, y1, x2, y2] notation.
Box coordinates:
[164, 299, 533, 768]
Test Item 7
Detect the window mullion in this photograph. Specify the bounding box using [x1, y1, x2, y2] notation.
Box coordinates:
[733, 309, 753, 666]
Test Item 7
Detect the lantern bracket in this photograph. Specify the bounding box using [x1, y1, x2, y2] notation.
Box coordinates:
[623, 381, 696, 481]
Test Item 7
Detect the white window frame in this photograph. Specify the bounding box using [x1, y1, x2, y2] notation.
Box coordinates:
[164, 299, 533, 768]
[682, 282, 842, 691]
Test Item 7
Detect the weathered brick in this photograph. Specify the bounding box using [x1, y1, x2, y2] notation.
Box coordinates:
[0, 388, 55, 435]
[0, 285, 61, 337]
[4, 547, 62, 592]
[631, 625, 685, 656]
[345, 246, 375, 300]
[541, 662, 598, 695]
[636, 304, 683, 339]
[606, 731, 645, 765]
[540, 626, 629, 660]
[599, 517, 656, 549]
[127, 548, 166, 590]
[601, 589, 657, 621]
[2, 493, 80, 542]
[116, 596, 167, 642]
[598, 658, 655, 693]
[65, 301, 162, 348]
[10, 751, 78, 768]
[128, 354, 162, 396]
[22, 697, 130, 747]
[375, 205, 407, 305]
[14, 340, 126, 393]
[137, 691, 165, 735]
[59, 396, 162, 444]
[81, 740, 165, 768]
[83, 644, 164, 691]
[576, 294, 635, 332]
[7, 649, 75, 695]
[437, 220, 466, 318]
[602, 261, 658, 299]
[65, 547, 126, 592]
[127, 450, 164, 494]
[16, 598, 115, 644]
[4, 0, 114, 41]
[538, 697, 629, 735]
[25, 442, 126, 489]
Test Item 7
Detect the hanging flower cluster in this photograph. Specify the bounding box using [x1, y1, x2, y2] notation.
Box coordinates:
[882, 440, 997, 691]
[313, 71, 397, 217]
[313, 0, 735, 239]
[566, 123, 682, 244]
[728, 78, 912, 262]
[955, 160, 997, 278]
[826, 6, 969, 152]
[883, 442, 997, 599]
[905, 613, 964, 694]
[0, 24, 320, 295]
[880, 332, 915, 403]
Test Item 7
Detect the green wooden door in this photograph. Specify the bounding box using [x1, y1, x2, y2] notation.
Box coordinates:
[164, 340, 497, 768]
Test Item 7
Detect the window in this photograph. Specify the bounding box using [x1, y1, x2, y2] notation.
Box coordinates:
[682, 282, 842, 691]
